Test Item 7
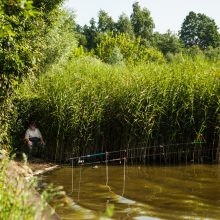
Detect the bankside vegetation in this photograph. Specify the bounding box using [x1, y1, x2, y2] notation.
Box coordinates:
[0, 0, 71, 218]
[13, 56, 219, 161]
[0, 2, 220, 160]
[0, 157, 37, 219]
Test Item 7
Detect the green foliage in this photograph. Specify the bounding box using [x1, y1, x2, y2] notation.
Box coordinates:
[40, 10, 77, 68]
[0, 98, 14, 147]
[116, 13, 134, 37]
[0, 156, 61, 219]
[13, 57, 220, 161]
[75, 24, 88, 48]
[0, 0, 37, 98]
[0, 158, 36, 219]
[204, 46, 220, 62]
[185, 45, 204, 59]
[96, 32, 165, 64]
[180, 11, 220, 49]
[98, 10, 115, 33]
[72, 45, 87, 57]
[104, 203, 115, 218]
[81, 18, 98, 50]
[77, 2, 155, 52]
[0, 0, 40, 146]
[130, 2, 155, 42]
[0, 1, 76, 146]
[0, 0, 68, 99]
[107, 47, 124, 65]
[1, 0, 220, 163]
[75, 3, 220, 64]
[32, 0, 63, 12]
[153, 31, 183, 55]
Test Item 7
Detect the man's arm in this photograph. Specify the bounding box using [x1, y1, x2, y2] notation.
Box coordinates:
[25, 130, 32, 146]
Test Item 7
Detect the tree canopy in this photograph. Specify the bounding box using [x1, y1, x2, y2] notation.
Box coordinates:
[0, 0, 74, 99]
[98, 10, 115, 33]
[130, 2, 155, 41]
[153, 31, 183, 55]
[116, 13, 134, 37]
[180, 11, 220, 49]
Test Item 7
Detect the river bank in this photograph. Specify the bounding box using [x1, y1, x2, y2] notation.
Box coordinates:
[15, 157, 59, 177]
[0, 151, 60, 220]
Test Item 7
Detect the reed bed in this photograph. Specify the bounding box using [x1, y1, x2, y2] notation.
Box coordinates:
[13, 57, 220, 161]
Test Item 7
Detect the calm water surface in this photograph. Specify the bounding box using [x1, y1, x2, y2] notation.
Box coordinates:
[42, 165, 220, 220]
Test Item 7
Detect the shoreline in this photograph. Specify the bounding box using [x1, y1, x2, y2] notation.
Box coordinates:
[15, 157, 60, 177]
[1, 155, 61, 220]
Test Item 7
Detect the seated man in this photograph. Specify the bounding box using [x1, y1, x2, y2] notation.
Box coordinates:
[25, 122, 45, 157]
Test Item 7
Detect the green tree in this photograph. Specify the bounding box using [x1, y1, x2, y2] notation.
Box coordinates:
[42, 10, 77, 67]
[116, 13, 134, 37]
[153, 31, 183, 55]
[82, 18, 98, 50]
[75, 24, 87, 48]
[130, 2, 155, 41]
[180, 11, 220, 49]
[0, 0, 37, 99]
[0, 1, 74, 99]
[98, 10, 115, 33]
[32, 0, 63, 12]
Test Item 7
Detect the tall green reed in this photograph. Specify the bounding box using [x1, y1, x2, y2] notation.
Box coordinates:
[13, 56, 220, 161]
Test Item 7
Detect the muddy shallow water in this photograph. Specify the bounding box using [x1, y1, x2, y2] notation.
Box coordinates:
[42, 164, 220, 220]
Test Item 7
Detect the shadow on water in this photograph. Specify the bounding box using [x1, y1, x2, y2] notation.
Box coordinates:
[42, 164, 220, 220]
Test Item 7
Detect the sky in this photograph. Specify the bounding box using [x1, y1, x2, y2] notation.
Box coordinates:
[64, 0, 220, 34]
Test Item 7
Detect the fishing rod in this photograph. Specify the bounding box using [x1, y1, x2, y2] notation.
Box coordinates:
[70, 149, 207, 166]
[69, 141, 206, 162]
[79, 158, 125, 166]
[69, 149, 127, 161]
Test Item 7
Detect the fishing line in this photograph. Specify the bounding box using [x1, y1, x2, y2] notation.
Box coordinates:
[71, 158, 74, 194]
[69, 142, 207, 201]
[122, 156, 126, 197]
[105, 152, 113, 192]
[77, 165, 82, 201]
[105, 152, 109, 186]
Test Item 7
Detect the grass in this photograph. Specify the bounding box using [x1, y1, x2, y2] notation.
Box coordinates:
[0, 154, 63, 220]
[13, 56, 220, 161]
[0, 156, 38, 220]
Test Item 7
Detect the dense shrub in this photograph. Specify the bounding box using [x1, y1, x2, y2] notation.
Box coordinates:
[96, 33, 165, 65]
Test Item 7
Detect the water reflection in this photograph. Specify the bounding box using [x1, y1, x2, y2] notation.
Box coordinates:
[42, 164, 220, 220]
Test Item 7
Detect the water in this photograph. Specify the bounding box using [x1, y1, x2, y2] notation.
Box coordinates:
[42, 164, 220, 220]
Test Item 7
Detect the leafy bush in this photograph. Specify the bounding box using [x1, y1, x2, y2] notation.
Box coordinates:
[0, 1, 76, 148]
[107, 47, 124, 65]
[204, 47, 220, 61]
[96, 32, 165, 65]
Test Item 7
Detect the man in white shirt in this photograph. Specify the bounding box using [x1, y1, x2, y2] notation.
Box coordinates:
[25, 122, 45, 157]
